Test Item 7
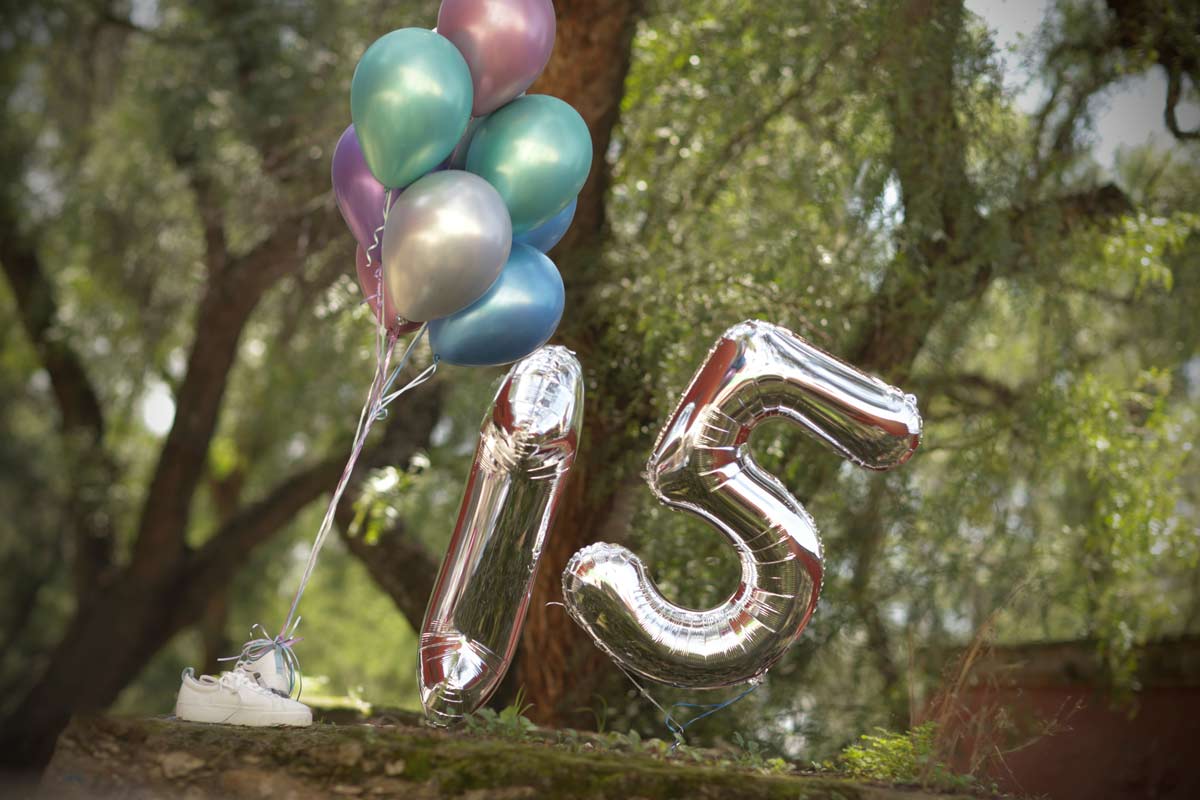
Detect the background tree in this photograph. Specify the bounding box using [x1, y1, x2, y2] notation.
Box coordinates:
[2, 0, 1197, 770]
[0, 0, 451, 764]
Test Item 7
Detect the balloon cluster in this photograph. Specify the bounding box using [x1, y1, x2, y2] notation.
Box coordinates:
[243, 4, 586, 705]
[332, 0, 589, 367]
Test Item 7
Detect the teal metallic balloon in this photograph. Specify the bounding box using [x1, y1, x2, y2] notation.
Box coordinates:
[351, 29, 473, 189]
[466, 95, 592, 234]
[430, 244, 565, 367]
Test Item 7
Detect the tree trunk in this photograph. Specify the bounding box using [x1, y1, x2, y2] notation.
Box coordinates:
[0, 384, 441, 767]
[511, 0, 646, 725]
[1, 577, 183, 766]
[200, 589, 233, 678]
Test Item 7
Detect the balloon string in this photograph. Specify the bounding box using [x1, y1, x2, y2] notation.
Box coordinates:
[362, 190, 389, 276]
[544, 601, 758, 747]
[661, 683, 758, 744]
[217, 323, 399, 697]
[277, 328, 403, 640]
[378, 325, 430, 403]
[607, 658, 757, 748]
[361, 187, 417, 342]
[229, 190, 435, 697]
[378, 358, 438, 412]
[369, 189, 392, 368]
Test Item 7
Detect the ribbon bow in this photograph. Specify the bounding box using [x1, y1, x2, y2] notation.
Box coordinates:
[220, 619, 304, 699]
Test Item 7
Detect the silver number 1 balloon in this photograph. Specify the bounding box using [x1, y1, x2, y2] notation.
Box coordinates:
[562, 320, 922, 688]
[419, 346, 584, 724]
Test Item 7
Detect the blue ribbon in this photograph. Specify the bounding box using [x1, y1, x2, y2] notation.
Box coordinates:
[662, 683, 759, 746]
[219, 620, 303, 699]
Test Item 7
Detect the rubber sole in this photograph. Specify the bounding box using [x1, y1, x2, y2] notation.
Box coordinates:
[174, 703, 311, 727]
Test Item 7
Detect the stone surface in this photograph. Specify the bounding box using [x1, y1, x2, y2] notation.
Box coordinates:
[40, 716, 989, 799]
[158, 751, 206, 778]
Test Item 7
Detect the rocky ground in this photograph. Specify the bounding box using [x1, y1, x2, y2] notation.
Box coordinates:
[34, 714, 991, 799]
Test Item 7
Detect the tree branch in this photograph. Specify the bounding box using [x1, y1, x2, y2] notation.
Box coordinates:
[173, 453, 345, 630]
[915, 373, 1026, 417]
[0, 231, 104, 441]
[337, 506, 438, 631]
[681, 31, 862, 225]
[1164, 65, 1199, 141]
[128, 211, 339, 579]
[94, 6, 204, 47]
[846, 476, 906, 724]
[177, 375, 443, 632]
[0, 224, 118, 598]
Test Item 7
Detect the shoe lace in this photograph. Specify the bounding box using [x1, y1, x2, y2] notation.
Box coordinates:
[218, 669, 277, 696]
[219, 620, 303, 699]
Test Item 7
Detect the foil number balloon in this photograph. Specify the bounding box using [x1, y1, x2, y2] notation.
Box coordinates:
[419, 346, 584, 725]
[562, 320, 923, 689]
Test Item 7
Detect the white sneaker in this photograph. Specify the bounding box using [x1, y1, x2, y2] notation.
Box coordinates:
[175, 668, 312, 727]
[236, 647, 294, 697]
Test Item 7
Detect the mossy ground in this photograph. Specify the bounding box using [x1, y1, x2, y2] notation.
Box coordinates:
[40, 715, 993, 799]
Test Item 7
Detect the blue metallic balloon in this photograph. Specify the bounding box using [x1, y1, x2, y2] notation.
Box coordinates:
[514, 197, 577, 253]
[351, 29, 473, 189]
[466, 95, 592, 234]
[430, 244, 564, 367]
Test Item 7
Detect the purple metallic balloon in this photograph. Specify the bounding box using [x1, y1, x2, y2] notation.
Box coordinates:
[437, 0, 556, 116]
[332, 125, 392, 251]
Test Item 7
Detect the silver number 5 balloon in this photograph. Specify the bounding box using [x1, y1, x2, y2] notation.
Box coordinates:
[419, 346, 584, 724]
[562, 320, 922, 688]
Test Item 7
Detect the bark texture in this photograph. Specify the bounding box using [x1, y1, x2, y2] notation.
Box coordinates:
[511, 0, 648, 724]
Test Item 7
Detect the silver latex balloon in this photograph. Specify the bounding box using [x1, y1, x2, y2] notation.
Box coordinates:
[419, 346, 584, 725]
[382, 170, 512, 322]
[562, 320, 922, 689]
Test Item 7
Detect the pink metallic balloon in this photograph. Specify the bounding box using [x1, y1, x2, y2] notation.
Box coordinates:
[354, 246, 420, 335]
[437, 0, 556, 116]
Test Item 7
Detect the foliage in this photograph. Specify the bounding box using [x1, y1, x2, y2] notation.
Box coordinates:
[732, 732, 790, 774]
[464, 688, 538, 740]
[832, 723, 980, 792]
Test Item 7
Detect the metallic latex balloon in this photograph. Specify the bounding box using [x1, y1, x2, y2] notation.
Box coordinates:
[429, 243, 564, 367]
[419, 346, 584, 725]
[466, 95, 593, 234]
[437, 0, 556, 116]
[382, 170, 511, 322]
[562, 320, 923, 689]
[332, 125, 393, 251]
[514, 197, 576, 253]
[354, 246, 421, 335]
[350, 29, 473, 189]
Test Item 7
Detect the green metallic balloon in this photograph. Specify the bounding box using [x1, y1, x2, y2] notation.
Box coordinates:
[351, 29, 473, 189]
[466, 95, 593, 234]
